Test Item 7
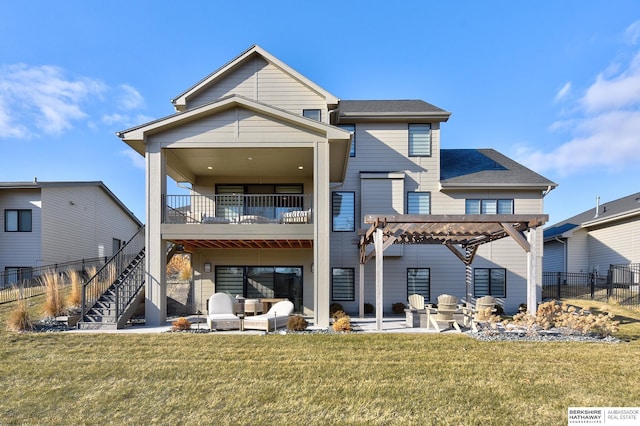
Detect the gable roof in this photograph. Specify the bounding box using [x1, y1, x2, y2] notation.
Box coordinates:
[337, 100, 450, 122]
[440, 149, 558, 190]
[170, 45, 339, 111]
[0, 181, 142, 226]
[544, 192, 640, 240]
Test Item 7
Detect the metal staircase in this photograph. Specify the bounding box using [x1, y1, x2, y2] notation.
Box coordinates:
[78, 226, 146, 330]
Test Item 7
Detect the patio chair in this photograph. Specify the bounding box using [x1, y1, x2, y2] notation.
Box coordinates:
[408, 294, 426, 312]
[207, 293, 242, 331]
[462, 295, 498, 332]
[426, 294, 462, 332]
[242, 300, 294, 332]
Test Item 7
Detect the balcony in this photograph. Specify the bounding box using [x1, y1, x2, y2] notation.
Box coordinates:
[164, 194, 313, 225]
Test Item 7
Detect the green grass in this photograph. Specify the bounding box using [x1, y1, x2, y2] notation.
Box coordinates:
[1, 297, 639, 425]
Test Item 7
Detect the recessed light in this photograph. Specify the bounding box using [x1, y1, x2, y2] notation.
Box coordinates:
[247, 157, 253, 161]
[298, 166, 304, 170]
[207, 166, 213, 170]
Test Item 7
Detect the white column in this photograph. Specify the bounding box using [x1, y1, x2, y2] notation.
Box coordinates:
[145, 141, 167, 326]
[359, 262, 365, 318]
[375, 228, 384, 331]
[313, 141, 330, 328]
[526, 227, 538, 316]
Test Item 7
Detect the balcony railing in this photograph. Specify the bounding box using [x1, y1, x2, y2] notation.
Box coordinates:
[164, 194, 313, 225]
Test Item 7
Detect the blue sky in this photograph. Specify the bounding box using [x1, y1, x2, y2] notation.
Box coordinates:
[2, 1, 640, 225]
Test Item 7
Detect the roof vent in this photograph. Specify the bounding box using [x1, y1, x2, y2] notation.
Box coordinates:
[594, 196, 600, 219]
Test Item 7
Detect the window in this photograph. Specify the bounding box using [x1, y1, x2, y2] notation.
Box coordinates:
[332, 268, 355, 301]
[4, 209, 32, 232]
[474, 268, 506, 297]
[465, 199, 513, 214]
[332, 191, 355, 231]
[408, 123, 431, 157]
[338, 124, 356, 157]
[303, 109, 321, 121]
[407, 268, 430, 301]
[407, 192, 430, 214]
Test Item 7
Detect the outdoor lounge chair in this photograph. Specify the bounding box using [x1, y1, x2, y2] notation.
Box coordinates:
[242, 300, 294, 332]
[426, 294, 462, 332]
[462, 295, 498, 332]
[408, 294, 426, 312]
[206, 293, 242, 331]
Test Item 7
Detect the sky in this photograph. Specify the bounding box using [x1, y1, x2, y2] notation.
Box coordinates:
[2, 1, 640, 225]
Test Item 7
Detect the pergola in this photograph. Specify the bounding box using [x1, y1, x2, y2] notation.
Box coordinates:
[358, 214, 548, 331]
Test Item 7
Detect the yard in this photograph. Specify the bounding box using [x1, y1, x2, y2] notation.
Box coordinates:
[1, 297, 639, 425]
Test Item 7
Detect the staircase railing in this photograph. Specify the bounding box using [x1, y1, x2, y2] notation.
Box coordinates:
[81, 225, 146, 321]
[114, 248, 145, 320]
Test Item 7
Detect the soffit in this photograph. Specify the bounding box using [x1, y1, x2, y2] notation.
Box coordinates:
[172, 239, 313, 251]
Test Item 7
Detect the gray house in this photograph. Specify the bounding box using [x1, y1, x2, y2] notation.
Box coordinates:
[544, 193, 640, 274]
[0, 181, 142, 286]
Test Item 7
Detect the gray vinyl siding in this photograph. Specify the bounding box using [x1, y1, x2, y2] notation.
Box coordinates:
[151, 108, 324, 147]
[587, 218, 640, 271]
[543, 240, 566, 273]
[0, 189, 42, 270]
[40, 186, 140, 264]
[186, 57, 328, 120]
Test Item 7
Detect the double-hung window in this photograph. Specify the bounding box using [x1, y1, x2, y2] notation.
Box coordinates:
[332, 267, 355, 301]
[407, 192, 430, 214]
[408, 124, 431, 157]
[407, 268, 430, 301]
[332, 191, 355, 231]
[4, 209, 32, 232]
[474, 268, 506, 297]
[338, 124, 356, 157]
[465, 199, 513, 214]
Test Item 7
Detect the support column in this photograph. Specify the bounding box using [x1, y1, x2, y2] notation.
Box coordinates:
[375, 227, 384, 331]
[359, 262, 365, 318]
[145, 141, 167, 326]
[526, 227, 538, 316]
[314, 141, 330, 328]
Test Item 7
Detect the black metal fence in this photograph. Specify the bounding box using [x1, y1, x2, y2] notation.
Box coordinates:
[0, 257, 110, 290]
[543, 263, 640, 310]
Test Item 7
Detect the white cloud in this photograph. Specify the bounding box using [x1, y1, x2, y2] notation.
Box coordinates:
[554, 82, 571, 102]
[624, 20, 640, 45]
[518, 44, 640, 177]
[117, 84, 144, 110]
[0, 64, 107, 138]
[121, 149, 145, 170]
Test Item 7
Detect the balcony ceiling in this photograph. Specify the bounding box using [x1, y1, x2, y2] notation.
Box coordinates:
[173, 239, 313, 251]
[167, 147, 314, 181]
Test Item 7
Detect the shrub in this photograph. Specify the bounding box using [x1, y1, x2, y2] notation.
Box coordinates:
[332, 310, 348, 320]
[332, 316, 352, 332]
[66, 269, 82, 309]
[171, 317, 192, 331]
[329, 303, 343, 317]
[287, 315, 308, 331]
[6, 300, 34, 332]
[364, 303, 375, 314]
[167, 254, 192, 281]
[392, 302, 406, 315]
[41, 271, 66, 318]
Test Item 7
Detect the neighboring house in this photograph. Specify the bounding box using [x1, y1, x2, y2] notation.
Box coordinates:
[117, 45, 556, 327]
[0, 181, 142, 286]
[544, 193, 640, 274]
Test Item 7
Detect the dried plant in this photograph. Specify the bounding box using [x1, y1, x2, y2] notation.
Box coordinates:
[66, 269, 82, 309]
[332, 310, 348, 321]
[171, 317, 192, 331]
[41, 271, 66, 318]
[6, 300, 34, 332]
[332, 316, 352, 332]
[167, 254, 192, 281]
[287, 315, 309, 331]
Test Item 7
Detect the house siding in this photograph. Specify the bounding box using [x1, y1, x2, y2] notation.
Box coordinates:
[587, 217, 640, 271]
[543, 239, 566, 273]
[0, 189, 43, 270]
[40, 186, 140, 264]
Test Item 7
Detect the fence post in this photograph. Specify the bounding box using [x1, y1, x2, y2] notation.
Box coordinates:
[606, 269, 612, 300]
[556, 272, 562, 300]
[589, 272, 595, 299]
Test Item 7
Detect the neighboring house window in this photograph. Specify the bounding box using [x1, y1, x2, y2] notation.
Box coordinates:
[4, 209, 32, 232]
[465, 199, 513, 214]
[332, 267, 355, 301]
[332, 191, 355, 231]
[407, 192, 431, 214]
[474, 268, 506, 297]
[407, 268, 430, 301]
[408, 123, 431, 157]
[303, 109, 321, 121]
[338, 124, 356, 157]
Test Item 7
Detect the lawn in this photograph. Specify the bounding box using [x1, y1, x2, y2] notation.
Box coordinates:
[1, 297, 639, 425]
